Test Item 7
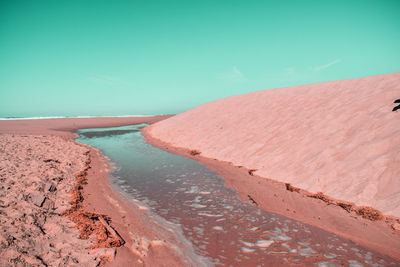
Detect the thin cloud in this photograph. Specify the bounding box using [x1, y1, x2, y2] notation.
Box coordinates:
[313, 59, 342, 72]
[219, 66, 247, 83]
[284, 67, 296, 75]
[232, 66, 245, 78]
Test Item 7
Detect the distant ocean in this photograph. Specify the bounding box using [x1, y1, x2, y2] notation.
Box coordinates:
[0, 115, 160, 120]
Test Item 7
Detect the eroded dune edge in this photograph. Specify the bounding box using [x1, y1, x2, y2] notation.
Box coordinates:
[144, 72, 400, 260]
[146, 72, 400, 220]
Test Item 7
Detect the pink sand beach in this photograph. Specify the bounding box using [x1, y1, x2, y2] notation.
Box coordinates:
[0, 116, 198, 266]
[147, 72, 400, 217]
[145, 72, 400, 260]
[1, 72, 400, 265]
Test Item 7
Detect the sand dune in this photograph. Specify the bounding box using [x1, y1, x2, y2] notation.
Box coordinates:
[147, 72, 400, 217]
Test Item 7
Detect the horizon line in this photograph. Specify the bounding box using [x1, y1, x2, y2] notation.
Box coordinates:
[0, 114, 172, 121]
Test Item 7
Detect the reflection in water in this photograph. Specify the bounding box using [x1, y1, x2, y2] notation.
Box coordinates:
[77, 125, 396, 266]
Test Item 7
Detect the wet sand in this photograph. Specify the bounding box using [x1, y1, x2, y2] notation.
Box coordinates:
[81, 124, 396, 266]
[143, 127, 400, 261]
[143, 72, 400, 262]
[1, 115, 399, 265]
[0, 116, 203, 266]
[146, 72, 400, 218]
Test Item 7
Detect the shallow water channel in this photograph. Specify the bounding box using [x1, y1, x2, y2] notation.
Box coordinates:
[77, 124, 396, 266]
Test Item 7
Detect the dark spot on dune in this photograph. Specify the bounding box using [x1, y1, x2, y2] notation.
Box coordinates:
[392, 99, 400, 111]
[43, 159, 60, 164]
[285, 183, 300, 193]
[337, 201, 353, 213]
[189, 150, 201, 156]
[248, 169, 256, 176]
[308, 192, 332, 204]
[354, 206, 383, 221]
[247, 195, 258, 206]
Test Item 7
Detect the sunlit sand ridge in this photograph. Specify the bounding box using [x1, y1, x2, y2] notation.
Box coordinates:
[78, 125, 397, 266]
[147, 72, 400, 217]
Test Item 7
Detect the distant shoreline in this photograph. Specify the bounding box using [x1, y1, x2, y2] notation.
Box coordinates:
[0, 114, 170, 120]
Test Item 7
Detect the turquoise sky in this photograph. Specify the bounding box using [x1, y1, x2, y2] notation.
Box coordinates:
[1, 0, 399, 117]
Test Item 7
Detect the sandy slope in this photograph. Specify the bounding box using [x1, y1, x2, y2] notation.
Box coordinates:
[147, 72, 400, 217]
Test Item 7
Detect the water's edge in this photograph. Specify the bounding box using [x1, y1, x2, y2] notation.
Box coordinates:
[76, 124, 398, 266]
[75, 125, 212, 267]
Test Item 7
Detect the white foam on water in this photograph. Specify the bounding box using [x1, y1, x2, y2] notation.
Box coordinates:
[193, 196, 202, 202]
[272, 228, 292, 241]
[298, 247, 317, 256]
[186, 186, 200, 193]
[193, 227, 204, 235]
[86, 168, 212, 266]
[365, 252, 372, 261]
[115, 179, 127, 185]
[240, 241, 254, 247]
[240, 239, 273, 249]
[336, 246, 347, 252]
[189, 204, 207, 209]
[224, 205, 234, 211]
[318, 262, 341, 267]
[324, 253, 337, 259]
[275, 234, 291, 241]
[198, 212, 224, 218]
[241, 247, 256, 253]
[212, 226, 223, 231]
[255, 240, 274, 248]
[176, 187, 187, 192]
[0, 116, 68, 120]
[348, 260, 363, 267]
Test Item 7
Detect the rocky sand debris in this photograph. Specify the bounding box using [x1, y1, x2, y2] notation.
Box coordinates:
[0, 134, 119, 266]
